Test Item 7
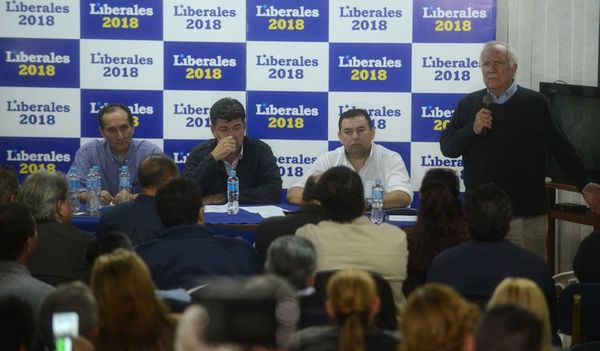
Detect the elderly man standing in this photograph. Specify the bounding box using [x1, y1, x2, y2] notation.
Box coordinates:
[70, 103, 162, 205]
[18, 171, 92, 286]
[287, 109, 412, 208]
[296, 166, 408, 308]
[440, 41, 600, 258]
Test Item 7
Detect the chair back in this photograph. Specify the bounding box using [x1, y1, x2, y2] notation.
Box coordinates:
[314, 270, 397, 330]
[569, 341, 600, 351]
[558, 283, 600, 344]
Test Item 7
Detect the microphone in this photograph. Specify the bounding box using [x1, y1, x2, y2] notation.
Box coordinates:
[481, 93, 493, 135]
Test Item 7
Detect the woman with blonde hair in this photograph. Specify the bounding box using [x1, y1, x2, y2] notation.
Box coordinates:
[90, 248, 177, 351]
[291, 269, 399, 351]
[400, 283, 480, 351]
[488, 277, 552, 351]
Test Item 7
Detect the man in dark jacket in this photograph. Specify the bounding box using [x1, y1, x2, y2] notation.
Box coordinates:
[182, 97, 282, 204]
[137, 178, 261, 290]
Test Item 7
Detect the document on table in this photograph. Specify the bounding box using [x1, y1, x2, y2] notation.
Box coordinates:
[204, 205, 286, 218]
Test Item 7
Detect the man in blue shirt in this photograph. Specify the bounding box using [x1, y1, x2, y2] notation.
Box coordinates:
[70, 103, 162, 205]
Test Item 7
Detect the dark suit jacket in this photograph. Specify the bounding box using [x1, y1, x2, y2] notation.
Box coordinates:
[97, 194, 164, 246]
[182, 137, 282, 204]
[255, 204, 328, 263]
[137, 224, 261, 290]
[27, 220, 92, 286]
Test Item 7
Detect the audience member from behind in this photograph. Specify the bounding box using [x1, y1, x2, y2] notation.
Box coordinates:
[475, 304, 543, 351]
[34, 281, 99, 351]
[91, 249, 176, 351]
[573, 230, 600, 283]
[84, 231, 133, 269]
[265, 235, 328, 328]
[292, 269, 399, 351]
[17, 170, 92, 286]
[296, 166, 408, 308]
[137, 178, 261, 290]
[427, 184, 555, 313]
[255, 173, 328, 263]
[0, 295, 35, 351]
[0, 203, 54, 312]
[488, 277, 552, 351]
[175, 304, 241, 351]
[400, 283, 479, 351]
[97, 154, 179, 245]
[403, 168, 469, 296]
[0, 165, 19, 205]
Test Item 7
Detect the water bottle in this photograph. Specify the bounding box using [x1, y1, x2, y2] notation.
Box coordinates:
[67, 167, 80, 212]
[118, 165, 131, 202]
[370, 179, 384, 224]
[93, 165, 102, 209]
[86, 166, 100, 215]
[227, 169, 239, 215]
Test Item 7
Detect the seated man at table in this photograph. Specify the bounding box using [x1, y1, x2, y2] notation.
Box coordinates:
[97, 154, 179, 246]
[255, 173, 328, 263]
[70, 103, 162, 205]
[287, 108, 412, 208]
[296, 166, 408, 308]
[182, 97, 282, 205]
[137, 178, 261, 290]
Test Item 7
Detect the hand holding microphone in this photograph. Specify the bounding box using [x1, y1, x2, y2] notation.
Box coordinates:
[474, 93, 494, 135]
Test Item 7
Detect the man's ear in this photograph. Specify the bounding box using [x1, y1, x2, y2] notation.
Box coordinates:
[305, 274, 315, 288]
[197, 207, 205, 224]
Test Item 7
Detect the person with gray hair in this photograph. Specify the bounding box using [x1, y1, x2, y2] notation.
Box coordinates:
[265, 235, 329, 328]
[33, 281, 99, 351]
[440, 40, 600, 259]
[17, 170, 92, 286]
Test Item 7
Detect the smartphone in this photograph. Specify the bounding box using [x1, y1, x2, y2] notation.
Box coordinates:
[53, 312, 79, 351]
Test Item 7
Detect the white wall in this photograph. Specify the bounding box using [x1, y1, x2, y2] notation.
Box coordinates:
[497, 0, 599, 272]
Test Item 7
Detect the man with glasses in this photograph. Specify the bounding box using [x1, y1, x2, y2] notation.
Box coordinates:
[70, 103, 162, 205]
[183, 97, 282, 204]
[287, 108, 412, 208]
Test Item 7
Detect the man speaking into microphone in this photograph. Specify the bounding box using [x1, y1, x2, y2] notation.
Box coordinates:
[440, 41, 600, 258]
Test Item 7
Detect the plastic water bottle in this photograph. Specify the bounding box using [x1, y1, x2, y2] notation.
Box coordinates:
[93, 165, 102, 209]
[118, 165, 131, 202]
[370, 179, 384, 224]
[86, 166, 100, 215]
[67, 167, 80, 212]
[227, 169, 239, 215]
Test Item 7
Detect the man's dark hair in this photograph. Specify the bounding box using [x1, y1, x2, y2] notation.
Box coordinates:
[35, 281, 98, 351]
[301, 174, 320, 203]
[209, 97, 246, 125]
[0, 165, 19, 205]
[338, 108, 372, 131]
[317, 166, 364, 223]
[0, 296, 35, 351]
[98, 103, 134, 129]
[265, 236, 317, 290]
[138, 154, 180, 189]
[0, 203, 36, 261]
[475, 304, 543, 351]
[464, 183, 512, 241]
[156, 178, 203, 227]
[85, 231, 133, 268]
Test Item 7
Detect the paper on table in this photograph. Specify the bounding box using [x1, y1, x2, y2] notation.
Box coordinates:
[389, 215, 417, 222]
[204, 204, 229, 213]
[242, 206, 285, 218]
